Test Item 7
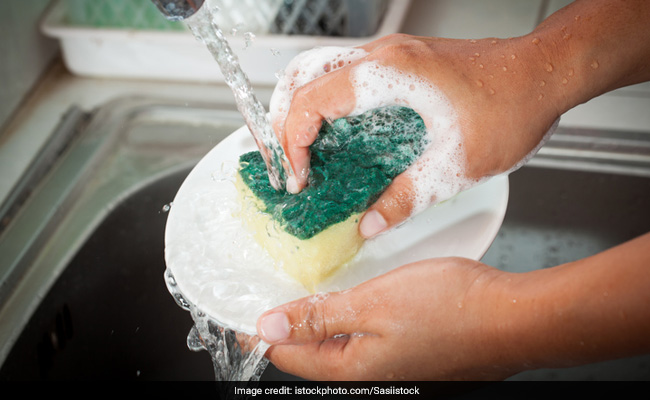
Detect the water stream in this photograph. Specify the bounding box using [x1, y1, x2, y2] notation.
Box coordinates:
[186, 4, 292, 191]
[165, 3, 287, 386]
[165, 269, 271, 383]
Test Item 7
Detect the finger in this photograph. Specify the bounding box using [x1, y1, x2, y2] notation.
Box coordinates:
[282, 69, 357, 192]
[256, 291, 355, 345]
[359, 173, 418, 238]
[263, 332, 380, 381]
[256, 286, 375, 346]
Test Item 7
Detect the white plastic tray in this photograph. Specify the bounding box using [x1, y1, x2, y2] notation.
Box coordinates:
[41, 0, 412, 84]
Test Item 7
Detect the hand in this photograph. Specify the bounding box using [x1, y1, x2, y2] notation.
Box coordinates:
[256, 233, 650, 381]
[271, 0, 650, 239]
[256, 0, 650, 381]
[256, 257, 518, 381]
[271, 33, 563, 238]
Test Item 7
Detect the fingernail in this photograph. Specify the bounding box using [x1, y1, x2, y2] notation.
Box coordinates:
[286, 176, 299, 194]
[360, 210, 387, 238]
[259, 313, 290, 343]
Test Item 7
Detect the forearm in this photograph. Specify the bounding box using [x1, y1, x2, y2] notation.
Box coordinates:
[528, 0, 650, 115]
[491, 232, 650, 371]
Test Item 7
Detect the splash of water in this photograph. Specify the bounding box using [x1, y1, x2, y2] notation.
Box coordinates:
[186, 4, 292, 191]
[165, 269, 270, 383]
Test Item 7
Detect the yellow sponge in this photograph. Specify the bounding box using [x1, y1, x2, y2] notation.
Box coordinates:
[236, 175, 364, 291]
[234, 106, 428, 292]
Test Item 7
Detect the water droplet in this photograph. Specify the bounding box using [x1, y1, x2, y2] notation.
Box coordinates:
[510, 54, 517, 60]
[475, 79, 484, 87]
[491, 40, 498, 45]
[563, 33, 572, 40]
[243, 32, 255, 49]
[591, 60, 600, 69]
[538, 93, 544, 101]
[457, 302, 463, 309]
[532, 37, 540, 45]
[562, 77, 569, 85]
[568, 68, 574, 77]
[489, 88, 496, 95]
[574, 15, 581, 21]
[469, 39, 477, 43]
[478, 63, 484, 69]
[161, 202, 173, 212]
[469, 56, 476, 61]
[502, 66, 508, 72]
[539, 80, 546, 87]
[512, 299, 517, 304]
[270, 48, 280, 57]
[545, 63, 554, 72]
[474, 52, 480, 57]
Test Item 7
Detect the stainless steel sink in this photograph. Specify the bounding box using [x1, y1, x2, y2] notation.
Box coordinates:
[0, 97, 648, 380]
[484, 167, 650, 380]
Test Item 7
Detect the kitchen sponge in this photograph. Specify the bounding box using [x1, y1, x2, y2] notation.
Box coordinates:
[236, 106, 428, 291]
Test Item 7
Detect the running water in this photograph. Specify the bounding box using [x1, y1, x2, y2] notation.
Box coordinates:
[186, 4, 291, 191]
[168, 4, 285, 385]
[165, 268, 271, 383]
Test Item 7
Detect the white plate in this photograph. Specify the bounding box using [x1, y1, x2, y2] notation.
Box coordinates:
[165, 125, 509, 335]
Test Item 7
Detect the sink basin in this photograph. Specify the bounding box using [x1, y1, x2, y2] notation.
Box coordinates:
[485, 166, 650, 380]
[0, 168, 214, 380]
[0, 97, 648, 381]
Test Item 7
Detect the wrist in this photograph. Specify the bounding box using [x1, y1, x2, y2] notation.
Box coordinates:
[461, 266, 538, 376]
[484, 235, 650, 373]
[472, 264, 596, 373]
[524, 0, 650, 115]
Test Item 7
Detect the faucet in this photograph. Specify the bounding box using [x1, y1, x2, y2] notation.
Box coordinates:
[151, 0, 206, 21]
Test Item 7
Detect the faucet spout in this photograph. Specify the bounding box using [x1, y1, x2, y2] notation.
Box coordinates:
[151, 0, 206, 21]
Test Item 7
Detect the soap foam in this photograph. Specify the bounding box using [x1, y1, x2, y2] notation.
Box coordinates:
[271, 45, 559, 216]
[270, 45, 475, 213]
[348, 62, 471, 212]
[270, 46, 368, 133]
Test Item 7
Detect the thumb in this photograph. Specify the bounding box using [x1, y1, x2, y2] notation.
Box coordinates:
[256, 291, 360, 345]
[359, 173, 418, 239]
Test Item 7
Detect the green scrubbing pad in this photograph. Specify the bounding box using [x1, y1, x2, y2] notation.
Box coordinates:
[236, 106, 428, 290]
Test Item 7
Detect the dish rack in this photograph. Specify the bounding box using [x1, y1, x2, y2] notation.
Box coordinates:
[42, 0, 412, 84]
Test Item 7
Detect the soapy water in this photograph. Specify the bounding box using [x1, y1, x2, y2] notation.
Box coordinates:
[186, 4, 292, 191]
[166, 3, 295, 384]
[164, 158, 305, 382]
